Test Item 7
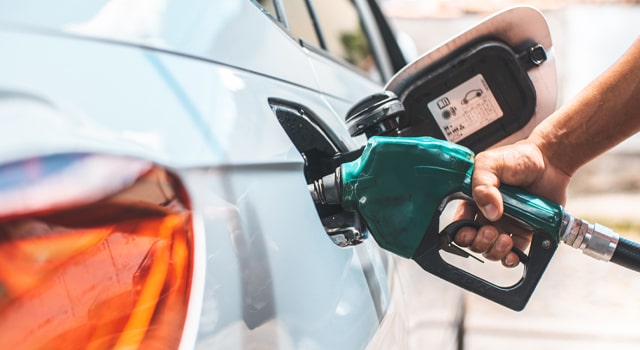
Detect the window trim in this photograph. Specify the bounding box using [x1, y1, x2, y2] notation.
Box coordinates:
[303, 0, 328, 49]
[352, 0, 393, 81]
[364, 0, 407, 74]
[252, 0, 393, 83]
[272, 0, 289, 27]
[304, 0, 386, 82]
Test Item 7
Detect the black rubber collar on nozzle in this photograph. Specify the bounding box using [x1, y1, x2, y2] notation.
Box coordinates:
[345, 91, 404, 138]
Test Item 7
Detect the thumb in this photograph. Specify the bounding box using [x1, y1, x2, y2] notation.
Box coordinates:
[471, 153, 505, 222]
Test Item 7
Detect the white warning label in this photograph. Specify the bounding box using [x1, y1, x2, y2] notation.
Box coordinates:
[427, 74, 503, 143]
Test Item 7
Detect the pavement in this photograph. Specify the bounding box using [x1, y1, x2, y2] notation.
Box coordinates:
[464, 245, 640, 350]
[385, 3, 640, 349]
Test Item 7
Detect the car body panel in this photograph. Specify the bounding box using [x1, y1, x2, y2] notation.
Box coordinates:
[0, 30, 331, 167]
[0, 1, 322, 93]
[179, 167, 400, 349]
[0, 30, 404, 348]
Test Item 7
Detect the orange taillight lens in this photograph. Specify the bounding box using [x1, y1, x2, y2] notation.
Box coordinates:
[0, 155, 193, 350]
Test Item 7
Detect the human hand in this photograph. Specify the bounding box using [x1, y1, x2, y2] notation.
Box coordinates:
[453, 139, 571, 267]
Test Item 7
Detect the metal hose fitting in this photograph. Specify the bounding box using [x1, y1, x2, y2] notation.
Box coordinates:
[559, 212, 619, 261]
[308, 167, 341, 205]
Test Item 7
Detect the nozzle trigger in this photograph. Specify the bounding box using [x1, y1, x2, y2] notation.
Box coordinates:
[438, 220, 484, 263]
[438, 219, 529, 264]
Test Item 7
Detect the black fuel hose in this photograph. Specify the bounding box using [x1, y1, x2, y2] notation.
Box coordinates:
[611, 236, 640, 272]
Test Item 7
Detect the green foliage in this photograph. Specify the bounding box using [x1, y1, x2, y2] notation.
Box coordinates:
[340, 28, 370, 65]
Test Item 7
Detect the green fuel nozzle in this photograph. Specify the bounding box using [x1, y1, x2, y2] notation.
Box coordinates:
[310, 136, 629, 311]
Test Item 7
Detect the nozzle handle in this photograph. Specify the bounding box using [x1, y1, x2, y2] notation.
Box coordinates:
[497, 183, 564, 236]
[413, 181, 565, 311]
[413, 207, 559, 311]
[339, 136, 565, 310]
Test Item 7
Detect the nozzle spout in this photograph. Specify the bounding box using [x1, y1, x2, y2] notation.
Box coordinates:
[308, 168, 342, 205]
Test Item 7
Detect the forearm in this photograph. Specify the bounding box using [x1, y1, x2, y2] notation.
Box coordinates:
[530, 37, 640, 176]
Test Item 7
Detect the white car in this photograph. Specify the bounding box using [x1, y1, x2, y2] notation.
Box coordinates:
[0, 1, 555, 349]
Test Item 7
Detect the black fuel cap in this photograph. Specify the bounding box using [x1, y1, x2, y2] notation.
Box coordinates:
[345, 91, 404, 138]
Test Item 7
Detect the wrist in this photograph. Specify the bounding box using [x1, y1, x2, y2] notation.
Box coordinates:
[526, 117, 578, 177]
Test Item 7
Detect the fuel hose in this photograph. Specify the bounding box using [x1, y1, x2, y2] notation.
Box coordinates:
[611, 237, 640, 272]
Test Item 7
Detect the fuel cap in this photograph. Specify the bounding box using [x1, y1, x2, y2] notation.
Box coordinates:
[345, 91, 404, 138]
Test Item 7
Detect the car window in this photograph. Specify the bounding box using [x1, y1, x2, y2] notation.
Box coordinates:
[310, 0, 381, 82]
[253, 0, 382, 82]
[280, 0, 322, 48]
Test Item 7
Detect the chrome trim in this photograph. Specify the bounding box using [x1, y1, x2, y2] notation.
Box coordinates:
[560, 212, 620, 261]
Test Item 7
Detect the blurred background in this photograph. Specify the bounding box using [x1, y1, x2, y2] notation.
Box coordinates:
[378, 1, 640, 349]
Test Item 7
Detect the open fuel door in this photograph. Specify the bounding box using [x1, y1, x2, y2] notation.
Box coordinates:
[346, 6, 557, 152]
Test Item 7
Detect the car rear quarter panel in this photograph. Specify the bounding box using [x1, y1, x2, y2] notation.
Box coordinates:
[0, 27, 415, 349]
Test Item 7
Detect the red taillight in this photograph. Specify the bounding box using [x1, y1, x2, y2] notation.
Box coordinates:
[0, 155, 192, 349]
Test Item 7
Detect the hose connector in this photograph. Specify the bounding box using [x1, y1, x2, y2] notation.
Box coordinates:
[560, 212, 619, 261]
[308, 167, 341, 205]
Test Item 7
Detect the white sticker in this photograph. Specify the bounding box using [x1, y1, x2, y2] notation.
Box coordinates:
[427, 74, 503, 143]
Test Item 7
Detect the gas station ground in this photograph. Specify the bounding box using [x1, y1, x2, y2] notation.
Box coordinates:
[384, 2, 640, 349]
